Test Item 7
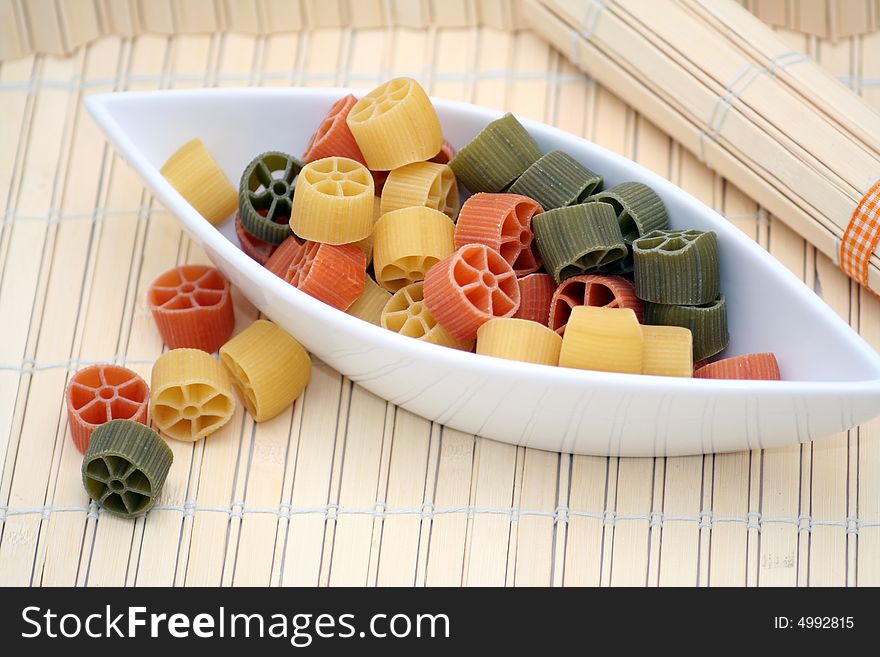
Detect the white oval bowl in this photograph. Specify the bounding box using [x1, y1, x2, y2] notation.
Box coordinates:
[86, 87, 880, 456]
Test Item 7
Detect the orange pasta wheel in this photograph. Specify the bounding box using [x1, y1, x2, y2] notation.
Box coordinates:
[346, 77, 443, 170]
[147, 265, 235, 353]
[549, 274, 643, 336]
[373, 206, 456, 292]
[476, 318, 561, 366]
[380, 161, 459, 219]
[265, 235, 304, 278]
[291, 156, 375, 244]
[429, 139, 456, 165]
[453, 193, 543, 276]
[235, 211, 282, 265]
[423, 243, 521, 341]
[381, 282, 474, 351]
[694, 353, 781, 380]
[513, 273, 556, 326]
[285, 241, 366, 311]
[302, 94, 366, 165]
[66, 364, 149, 454]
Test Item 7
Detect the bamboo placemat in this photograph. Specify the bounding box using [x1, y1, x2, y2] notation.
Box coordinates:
[1, 21, 879, 586]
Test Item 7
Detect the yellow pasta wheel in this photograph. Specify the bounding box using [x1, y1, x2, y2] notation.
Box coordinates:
[219, 319, 312, 422]
[347, 276, 392, 325]
[346, 77, 443, 170]
[476, 318, 562, 366]
[150, 348, 236, 442]
[290, 156, 374, 244]
[373, 206, 455, 292]
[381, 282, 474, 350]
[641, 325, 693, 378]
[559, 306, 643, 374]
[380, 161, 460, 219]
[160, 138, 238, 225]
[351, 197, 381, 265]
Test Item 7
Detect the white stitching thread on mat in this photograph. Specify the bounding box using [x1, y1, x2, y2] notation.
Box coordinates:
[0, 502, 877, 533]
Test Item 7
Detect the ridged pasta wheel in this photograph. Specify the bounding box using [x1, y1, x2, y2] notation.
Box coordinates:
[265, 235, 305, 279]
[423, 243, 521, 342]
[350, 197, 382, 266]
[549, 274, 643, 336]
[346, 77, 443, 170]
[454, 193, 543, 276]
[147, 265, 235, 353]
[380, 161, 459, 219]
[508, 150, 603, 210]
[66, 364, 149, 454]
[238, 151, 300, 244]
[220, 319, 312, 422]
[285, 241, 366, 311]
[381, 282, 474, 351]
[449, 113, 543, 193]
[235, 211, 280, 265]
[633, 229, 720, 305]
[302, 94, 366, 165]
[641, 325, 693, 378]
[347, 276, 392, 325]
[476, 318, 561, 366]
[291, 156, 375, 244]
[694, 353, 781, 380]
[645, 295, 729, 361]
[150, 348, 236, 442]
[429, 139, 457, 165]
[513, 273, 557, 326]
[559, 306, 643, 374]
[373, 206, 456, 292]
[160, 138, 238, 225]
[81, 419, 173, 518]
[586, 182, 669, 243]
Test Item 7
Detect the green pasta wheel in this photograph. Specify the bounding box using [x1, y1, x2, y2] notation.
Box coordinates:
[633, 229, 720, 305]
[532, 202, 628, 284]
[449, 113, 543, 193]
[239, 151, 302, 244]
[81, 419, 173, 519]
[645, 295, 729, 361]
[585, 182, 669, 243]
[507, 150, 602, 209]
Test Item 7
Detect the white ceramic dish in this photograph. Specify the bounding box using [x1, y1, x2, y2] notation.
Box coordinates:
[86, 87, 880, 457]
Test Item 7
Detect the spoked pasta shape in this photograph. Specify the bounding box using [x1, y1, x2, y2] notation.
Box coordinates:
[291, 156, 374, 244]
[302, 94, 365, 165]
[549, 274, 643, 336]
[380, 161, 459, 219]
[373, 206, 455, 292]
[238, 151, 300, 244]
[633, 229, 720, 305]
[513, 273, 557, 326]
[285, 241, 366, 311]
[381, 282, 474, 351]
[150, 349, 235, 442]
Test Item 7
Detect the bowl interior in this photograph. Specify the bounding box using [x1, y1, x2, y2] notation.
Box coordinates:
[91, 88, 880, 384]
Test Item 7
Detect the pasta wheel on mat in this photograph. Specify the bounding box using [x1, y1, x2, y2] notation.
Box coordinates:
[220, 320, 312, 422]
[238, 151, 300, 244]
[449, 113, 543, 193]
[373, 206, 456, 292]
[380, 161, 459, 219]
[291, 156, 375, 244]
[476, 318, 561, 366]
[532, 203, 628, 284]
[381, 282, 474, 351]
[559, 306, 643, 374]
[151, 348, 236, 442]
[81, 419, 173, 518]
[513, 273, 557, 326]
[348, 276, 393, 325]
[147, 265, 235, 353]
[423, 243, 521, 342]
[508, 150, 603, 210]
[265, 235, 304, 279]
[549, 274, 643, 336]
[160, 138, 238, 225]
[347, 77, 443, 170]
[645, 295, 729, 361]
[285, 241, 366, 311]
[633, 229, 720, 305]
[454, 193, 543, 276]
[694, 353, 781, 380]
[641, 325, 693, 378]
[66, 364, 149, 454]
[235, 211, 281, 265]
[302, 94, 366, 165]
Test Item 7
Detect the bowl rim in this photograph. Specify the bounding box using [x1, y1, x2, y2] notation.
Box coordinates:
[84, 86, 880, 397]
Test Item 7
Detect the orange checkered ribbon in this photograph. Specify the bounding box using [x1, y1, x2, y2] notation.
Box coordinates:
[841, 178, 880, 289]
